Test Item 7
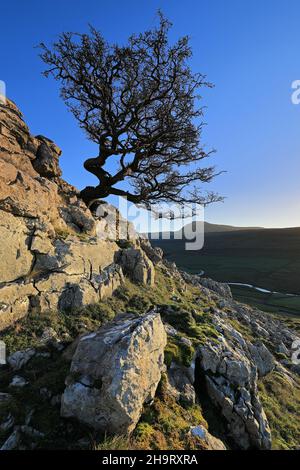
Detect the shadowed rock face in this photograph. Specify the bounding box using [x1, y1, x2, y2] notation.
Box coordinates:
[0, 99, 156, 330]
[61, 311, 167, 434]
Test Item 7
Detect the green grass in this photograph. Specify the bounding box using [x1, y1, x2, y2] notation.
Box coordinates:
[94, 378, 209, 451]
[1, 261, 299, 451]
[230, 285, 300, 317]
[95, 434, 132, 450]
[152, 232, 300, 321]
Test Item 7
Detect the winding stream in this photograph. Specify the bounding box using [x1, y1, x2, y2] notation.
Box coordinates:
[197, 272, 300, 298]
[228, 282, 300, 297]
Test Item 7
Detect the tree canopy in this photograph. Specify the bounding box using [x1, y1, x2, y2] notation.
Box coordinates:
[40, 13, 222, 214]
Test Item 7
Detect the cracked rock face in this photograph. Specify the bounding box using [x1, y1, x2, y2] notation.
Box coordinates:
[61, 311, 167, 434]
[0, 99, 153, 330]
[190, 425, 227, 450]
[175, 268, 300, 449]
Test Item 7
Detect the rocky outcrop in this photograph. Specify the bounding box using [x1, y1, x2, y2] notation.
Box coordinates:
[95, 202, 137, 242]
[174, 271, 272, 449]
[7, 348, 36, 371]
[198, 328, 272, 450]
[189, 425, 227, 450]
[115, 247, 155, 285]
[197, 277, 232, 299]
[61, 311, 167, 434]
[1, 98, 299, 452]
[164, 323, 196, 406]
[167, 362, 196, 406]
[0, 99, 155, 330]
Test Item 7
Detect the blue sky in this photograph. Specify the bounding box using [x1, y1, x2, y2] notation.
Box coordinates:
[1, 0, 300, 228]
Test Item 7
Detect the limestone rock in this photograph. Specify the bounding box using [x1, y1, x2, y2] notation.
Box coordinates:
[0, 414, 15, 433]
[181, 271, 232, 299]
[7, 348, 36, 371]
[95, 202, 137, 241]
[197, 319, 272, 450]
[197, 277, 232, 299]
[61, 311, 167, 434]
[0, 211, 34, 283]
[59, 202, 96, 235]
[0, 98, 159, 329]
[32, 136, 62, 178]
[97, 263, 124, 300]
[0, 429, 21, 450]
[248, 342, 275, 377]
[167, 361, 196, 406]
[0, 392, 12, 404]
[31, 263, 123, 313]
[139, 239, 164, 265]
[277, 342, 289, 356]
[32, 237, 120, 279]
[9, 376, 28, 387]
[30, 230, 54, 255]
[0, 282, 36, 330]
[39, 327, 60, 346]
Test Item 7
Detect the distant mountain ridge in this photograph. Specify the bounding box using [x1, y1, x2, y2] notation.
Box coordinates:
[147, 221, 300, 239]
[146, 221, 264, 239]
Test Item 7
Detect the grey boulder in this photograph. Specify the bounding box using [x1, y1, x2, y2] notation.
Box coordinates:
[61, 311, 167, 434]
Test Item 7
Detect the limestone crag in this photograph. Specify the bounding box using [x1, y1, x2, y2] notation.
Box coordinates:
[1, 98, 299, 451]
[161, 264, 300, 450]
[0, 99, 155, 330]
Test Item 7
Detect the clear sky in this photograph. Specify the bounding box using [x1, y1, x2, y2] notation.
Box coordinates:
[1, 0, 300, 228]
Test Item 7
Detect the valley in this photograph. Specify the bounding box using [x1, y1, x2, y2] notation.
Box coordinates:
[150, 224, 300, 321]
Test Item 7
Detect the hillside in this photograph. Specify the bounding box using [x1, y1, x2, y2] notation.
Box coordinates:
[0, 99, 299, 451]
[147, 221, 264, 239]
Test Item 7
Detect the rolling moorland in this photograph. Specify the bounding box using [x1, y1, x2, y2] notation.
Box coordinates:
[150, 223, 300, 325]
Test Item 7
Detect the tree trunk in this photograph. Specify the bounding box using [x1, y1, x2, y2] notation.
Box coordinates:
[80, 185, 109, 207]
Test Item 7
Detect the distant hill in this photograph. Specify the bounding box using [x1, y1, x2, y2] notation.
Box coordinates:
[147, 221, 300, 239]
[146, 221, 264, 240]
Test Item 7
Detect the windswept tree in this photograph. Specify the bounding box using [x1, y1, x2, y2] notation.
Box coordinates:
[40, 14, 222, 214]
